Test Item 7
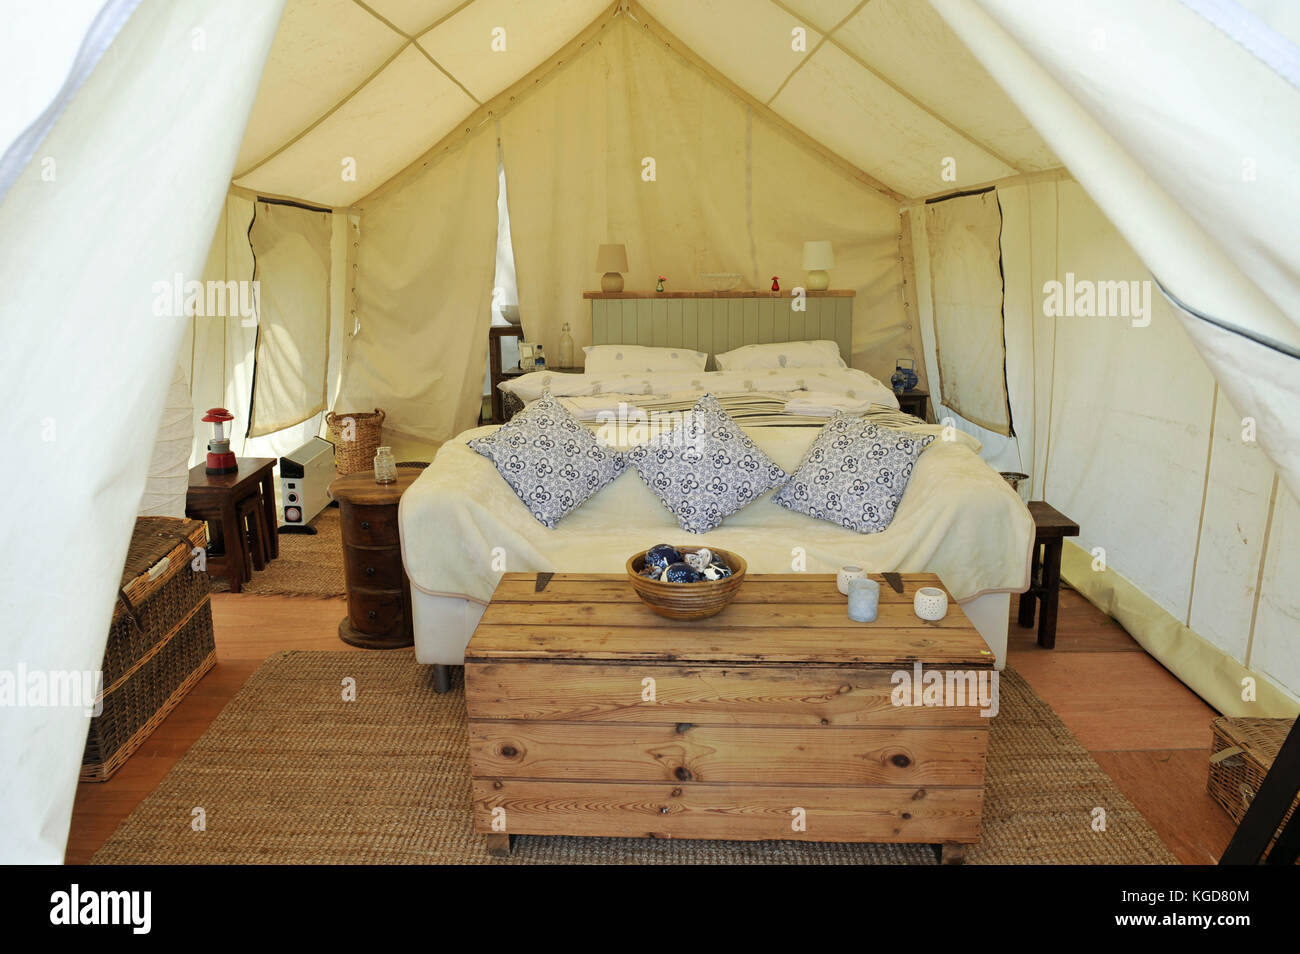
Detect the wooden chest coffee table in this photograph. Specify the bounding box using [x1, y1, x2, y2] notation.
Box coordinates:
[465, 572, 996, 862]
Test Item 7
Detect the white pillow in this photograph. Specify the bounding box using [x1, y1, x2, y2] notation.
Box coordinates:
[583, 344, 707, 374]
[714, 340, 846, 371]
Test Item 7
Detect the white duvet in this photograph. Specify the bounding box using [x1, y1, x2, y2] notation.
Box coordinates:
[399, 416, 1034, 607]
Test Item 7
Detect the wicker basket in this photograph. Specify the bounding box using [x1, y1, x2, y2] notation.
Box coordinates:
[326, 407, 385, 475]
[1208, 716, 1298, 848]
[626, 546, 746, 620]
[82, 517, 216, 782]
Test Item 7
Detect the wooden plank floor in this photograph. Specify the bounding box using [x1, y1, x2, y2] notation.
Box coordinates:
[64, 586, 1238, 865]
[1006, 585, 1237, 864]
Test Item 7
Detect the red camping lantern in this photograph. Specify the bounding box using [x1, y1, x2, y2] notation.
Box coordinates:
[202, 407, 238, 475]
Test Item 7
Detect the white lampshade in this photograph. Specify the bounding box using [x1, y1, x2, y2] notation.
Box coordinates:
[596, 243, 628, 273]
[802, 240, 834, 270]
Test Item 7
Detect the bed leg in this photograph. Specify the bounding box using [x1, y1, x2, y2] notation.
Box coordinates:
[433, 664, 451, 694]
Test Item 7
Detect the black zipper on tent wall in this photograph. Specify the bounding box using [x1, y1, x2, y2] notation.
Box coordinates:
[244, 201, 260, 439]
[925, 185, 996, 205]
[256, 195, 332, 215]
[995, 191, 1015, 439]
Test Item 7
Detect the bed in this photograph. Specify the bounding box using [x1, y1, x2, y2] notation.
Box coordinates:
[399, 356, 1034, 673]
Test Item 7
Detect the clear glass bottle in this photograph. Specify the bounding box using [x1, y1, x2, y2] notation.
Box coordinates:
[374, 445, 397, 484]
[558, 322, 575, 369]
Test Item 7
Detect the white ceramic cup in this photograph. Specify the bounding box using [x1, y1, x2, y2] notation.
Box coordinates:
[914, 586, 949, 621]
[847, 578, 880, 623]
[837, 565, 866, 595]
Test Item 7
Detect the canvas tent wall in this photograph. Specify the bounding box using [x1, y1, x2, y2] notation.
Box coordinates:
[919, 0, 1300, 719]
[911, 178, 1300, 720]
[1, 0, 1297, 865]
[179, 193, 352, 468]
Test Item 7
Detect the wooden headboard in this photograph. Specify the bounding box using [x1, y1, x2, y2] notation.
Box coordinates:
[585, 290, 854, 366]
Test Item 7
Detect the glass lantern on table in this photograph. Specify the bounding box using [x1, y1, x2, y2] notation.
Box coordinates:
[373, 445, 397, 484]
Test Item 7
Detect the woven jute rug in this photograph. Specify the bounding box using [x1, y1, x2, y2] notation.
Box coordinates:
[212, 509, 345, 598]
[91, 653, 1177, 865]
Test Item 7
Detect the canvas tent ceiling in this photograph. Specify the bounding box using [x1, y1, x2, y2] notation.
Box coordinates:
[232, 0, 1062, 207]
[230, 0, 1300, 501]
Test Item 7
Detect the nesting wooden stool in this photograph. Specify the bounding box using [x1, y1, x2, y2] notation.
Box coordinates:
[1017, 501, 1080, 649]
[238, 492, 271, 572]
[185, 458, 279, 592]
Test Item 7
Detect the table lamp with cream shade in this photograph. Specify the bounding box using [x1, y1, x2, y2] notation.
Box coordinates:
[802, 240, 834, 291]
[597, 243, 628, 292]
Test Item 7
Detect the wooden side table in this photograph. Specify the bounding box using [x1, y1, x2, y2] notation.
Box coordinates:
[499, 366, 583, 422]
[896, 388, 930, 421]
[488, 327, 525, 424]
[185, 458, 278, 594]
[489, 324, 584, 423]
[1018, 501, 1080, 649]
[330, 468, 421, 649]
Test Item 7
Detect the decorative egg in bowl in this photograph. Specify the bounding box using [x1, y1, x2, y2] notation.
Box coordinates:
[626, 544, 747, 620]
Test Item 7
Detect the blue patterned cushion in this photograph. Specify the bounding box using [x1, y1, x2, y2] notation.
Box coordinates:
[469, 393, 625, 528]
[773, 414, 935, 533]
[625, 393, 789, 533]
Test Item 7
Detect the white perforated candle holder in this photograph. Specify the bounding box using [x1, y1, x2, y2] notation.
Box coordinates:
[913, 586, 948, 621]
[837, 564, 866, 595]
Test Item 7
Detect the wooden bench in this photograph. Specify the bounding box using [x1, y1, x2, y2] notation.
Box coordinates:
[1017, 501, 1080, 649]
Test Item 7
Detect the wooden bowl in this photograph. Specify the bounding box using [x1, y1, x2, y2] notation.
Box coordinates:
[626, 546, 747, 620]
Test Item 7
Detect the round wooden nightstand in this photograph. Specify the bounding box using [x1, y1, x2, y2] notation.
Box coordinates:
[328, 468, 422, 649]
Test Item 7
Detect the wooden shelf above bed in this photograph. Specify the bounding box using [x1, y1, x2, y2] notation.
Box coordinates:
[583, 290, 855, 298]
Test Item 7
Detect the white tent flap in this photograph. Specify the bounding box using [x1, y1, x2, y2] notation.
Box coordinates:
[336, 129, 500, 444]
[137, 362, 194, 518]
[0, 0, 286, 864]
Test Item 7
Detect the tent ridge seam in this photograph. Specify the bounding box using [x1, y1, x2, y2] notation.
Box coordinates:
[409, 0, 479, 40]
[352, 1, 624, 208]
[233, 40, 415, 180]
[761, 0, 863, 107]
[626, 1, 902, 203]
[771, 0, 1027, 176]
[349, 0, 411, 40]
[827, 37, 1026, 176]
[411, 41, 482, 106]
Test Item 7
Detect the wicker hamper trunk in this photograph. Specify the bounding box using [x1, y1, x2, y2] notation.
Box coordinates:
[82, 517, 217, 781]
[1208, 716, 1299, 849]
